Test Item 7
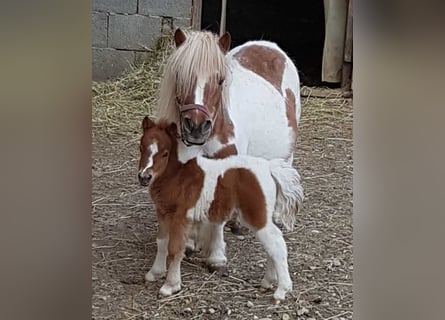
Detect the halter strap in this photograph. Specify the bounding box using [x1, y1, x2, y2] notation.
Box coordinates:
[179, 104, 211, 118]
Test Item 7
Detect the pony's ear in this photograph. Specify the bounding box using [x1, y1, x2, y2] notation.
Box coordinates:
[174, 28, 187, 47]
[218, 32, 231, 53]
[142, 116, 155, 131]
[166, 122, 178, 137]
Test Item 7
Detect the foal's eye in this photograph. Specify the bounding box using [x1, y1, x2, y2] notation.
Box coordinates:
[162, 150, 169, 157]
[218, 78, 225, 86]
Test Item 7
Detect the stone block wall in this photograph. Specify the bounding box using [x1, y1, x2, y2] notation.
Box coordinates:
[93, 0, 192, 81]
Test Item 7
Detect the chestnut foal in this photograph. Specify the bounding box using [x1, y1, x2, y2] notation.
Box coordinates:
[138, 117, 303, 303]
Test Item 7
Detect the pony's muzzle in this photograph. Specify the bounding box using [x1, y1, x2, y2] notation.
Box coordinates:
[181, 116, 212, 145]
[138, 172, 152, 186]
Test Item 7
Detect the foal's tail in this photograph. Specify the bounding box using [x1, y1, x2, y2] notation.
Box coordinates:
[269, 159, 304, 231]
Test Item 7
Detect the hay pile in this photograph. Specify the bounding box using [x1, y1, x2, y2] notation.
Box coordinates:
[92, 35, 174, 136]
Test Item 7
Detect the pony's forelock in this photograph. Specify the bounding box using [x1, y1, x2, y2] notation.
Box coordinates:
[156, 30, 228, 124]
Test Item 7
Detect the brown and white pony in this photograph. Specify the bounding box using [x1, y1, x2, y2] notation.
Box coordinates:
[138, 117, 303, 303]
[155, 28, 302, 273]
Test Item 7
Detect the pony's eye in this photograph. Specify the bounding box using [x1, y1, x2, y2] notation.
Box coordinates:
[218, 78, 225, 86]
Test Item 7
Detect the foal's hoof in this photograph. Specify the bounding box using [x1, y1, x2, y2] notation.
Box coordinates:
[208, 264, 229, 277]
[258, 286, 272, 293]
[272, 299, 282, 305]
[159, 283, 181, 297]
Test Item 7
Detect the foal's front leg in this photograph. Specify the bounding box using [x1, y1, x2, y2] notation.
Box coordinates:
[145, 218, 168, 281]
[159, 216, 189, 296]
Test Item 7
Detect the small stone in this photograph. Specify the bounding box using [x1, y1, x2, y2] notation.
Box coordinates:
[253, 316, 258, 320]
[236, 235, 245, 240]
[184, 307, 192, 313]
[208, 308, 215, 314]
[333, 258, 341, 266]
[311, 230, 320, 234]
[227, 309, 231, 315]
[247, 301, 254, 308]
[258, 263, 264, 268]
[282, 313, 290, 320]
[297, 307, 309, 316]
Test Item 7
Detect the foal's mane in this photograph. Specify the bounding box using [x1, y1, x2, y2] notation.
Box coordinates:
[156, 30, 228, 124]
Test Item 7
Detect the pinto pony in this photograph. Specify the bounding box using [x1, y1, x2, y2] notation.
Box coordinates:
[155, 28, 302, 273]
[138, 117, 303, 302]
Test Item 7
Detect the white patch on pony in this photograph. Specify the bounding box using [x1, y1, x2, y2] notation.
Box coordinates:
[194, 77, 206, 105]
[141, 142, 158, 174]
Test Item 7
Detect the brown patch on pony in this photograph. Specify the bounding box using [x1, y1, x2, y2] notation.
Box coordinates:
[285, 88, 298, 136]
[209, 99, 235, 144]
[234, 45, 286, 94]
[209, 168, 267, 230]
[211, 144, 237, 159]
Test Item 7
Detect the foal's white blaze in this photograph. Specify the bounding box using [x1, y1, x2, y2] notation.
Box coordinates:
[140, 142, 158, 174]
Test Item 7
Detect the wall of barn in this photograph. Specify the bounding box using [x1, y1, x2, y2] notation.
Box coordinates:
[92, 0, 193, 81]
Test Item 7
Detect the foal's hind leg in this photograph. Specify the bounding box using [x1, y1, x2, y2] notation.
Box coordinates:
[259, 256, 277, 292]
[255, 223, 292, 303]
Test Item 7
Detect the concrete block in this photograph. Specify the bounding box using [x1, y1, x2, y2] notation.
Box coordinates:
[92, 12, 107, 47]
[139, 0, 192, 18]
[173, 18, 191, 30]
[108, 14, 162, 50]
[93, 48, 134, 81]
[93, 0, 137, 14]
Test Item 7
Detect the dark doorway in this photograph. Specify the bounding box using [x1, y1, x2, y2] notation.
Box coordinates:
[201, 0, 326, 86]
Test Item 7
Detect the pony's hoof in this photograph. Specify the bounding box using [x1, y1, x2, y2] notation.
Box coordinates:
[145, 270, 165, 282]
[185, 247, 195, 257]
[272, 298, 282, 305]
[208, 264, 229, 277]
[258, 286, 272, 293]
[159, 283, 181, 297]
[230, 224, 248, 236]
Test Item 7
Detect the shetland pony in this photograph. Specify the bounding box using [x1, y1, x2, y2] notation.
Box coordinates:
[138, 117, 303, 303]
[155, 28, 302, 273]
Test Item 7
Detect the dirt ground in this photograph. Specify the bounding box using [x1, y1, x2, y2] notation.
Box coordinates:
[92, 65, 353, 319]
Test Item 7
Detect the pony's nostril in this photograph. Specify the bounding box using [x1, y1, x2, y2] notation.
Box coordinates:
[202, 120, 212, 132]
[183, 117, 193, 130]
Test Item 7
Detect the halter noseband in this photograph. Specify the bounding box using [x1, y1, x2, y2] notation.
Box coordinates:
[179, 104, 211, 118]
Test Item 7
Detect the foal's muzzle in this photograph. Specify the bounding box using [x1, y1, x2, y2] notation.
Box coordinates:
[138, 173, 152, 186]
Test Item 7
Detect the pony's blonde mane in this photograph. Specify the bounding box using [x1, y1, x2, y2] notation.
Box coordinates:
[156, 30, 228, 124]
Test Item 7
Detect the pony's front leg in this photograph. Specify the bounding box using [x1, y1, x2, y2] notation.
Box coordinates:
[159, 216, 189, 296]
[200, 222, 228, 276]
[145, 218, 168, 281]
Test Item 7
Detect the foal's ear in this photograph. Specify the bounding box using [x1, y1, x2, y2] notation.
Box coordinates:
[174, 28, 187, 48]
[218, 32, 231, 53]
[166, 122, 178, 137]
[142, 116, 155, 131]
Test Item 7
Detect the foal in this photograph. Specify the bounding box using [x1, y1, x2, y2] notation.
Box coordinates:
[138, 117, 304, 302]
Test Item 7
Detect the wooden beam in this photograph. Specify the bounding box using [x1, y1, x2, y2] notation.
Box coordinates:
[342, 0, 353, 94]
[220, 0, 227, 36]
[191, 0, 202, 30]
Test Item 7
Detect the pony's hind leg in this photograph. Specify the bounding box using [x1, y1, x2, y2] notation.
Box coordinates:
[199, 222, 228, 276]
[255, 223, 292, 303]
[145, 218, 168, 281]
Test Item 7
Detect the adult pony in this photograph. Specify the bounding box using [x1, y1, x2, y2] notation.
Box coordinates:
[154, 28, 302, 274]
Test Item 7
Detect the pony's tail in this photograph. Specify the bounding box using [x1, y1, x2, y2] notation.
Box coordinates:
[269, 159, 304, 231]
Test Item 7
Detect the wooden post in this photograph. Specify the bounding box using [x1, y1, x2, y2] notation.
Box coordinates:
[191, 0, 202, 30]
[342, 0, 353, 95]
[220, 0, 227, 36]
